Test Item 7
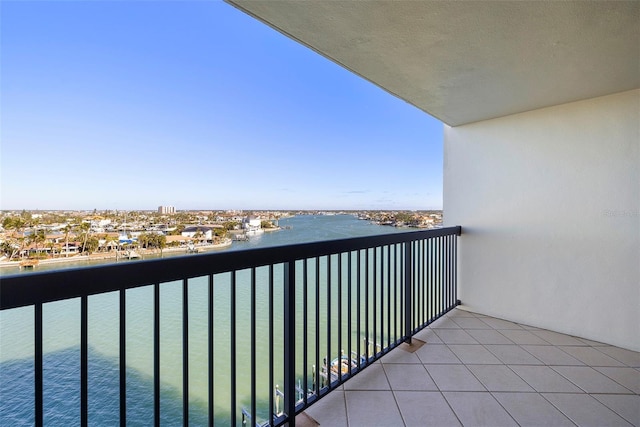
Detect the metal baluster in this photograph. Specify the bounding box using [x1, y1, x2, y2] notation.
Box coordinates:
[154, 284, 160, 427]
[347, 252, 352, 377]
[453, 236, 460, 305]
[326, 256, 331, 389]
[283, 262, 296, 425]
[183, 279, 189, 426]
[119, 290, 126, 427]
[394, 244, 398, 344]
[269, 265, 274, 427]
[387, 245, 391, 349]
[315, 257, 320, 395]
[356, 251, 361, 370]
[337, 254, 342, 382]
[365, 250, 369, 360]
[35, 303, 43, 427]
[404, 242, 412, 344]
[208, 275, 214, 426]
[250, 269, 256, 427]
[303, 259, 308, 404]
[373, 247, 377, 359]
[81, 296, 88, 427]
[230, 272, 236, 426]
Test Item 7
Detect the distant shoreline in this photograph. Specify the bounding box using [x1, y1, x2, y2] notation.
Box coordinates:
[0, 239, 233, 269]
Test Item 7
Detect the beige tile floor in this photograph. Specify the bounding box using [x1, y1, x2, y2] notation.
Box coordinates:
[300, 308, 640, 427]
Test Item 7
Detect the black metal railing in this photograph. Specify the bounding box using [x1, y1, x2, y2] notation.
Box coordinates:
[0, 226, 461, 427]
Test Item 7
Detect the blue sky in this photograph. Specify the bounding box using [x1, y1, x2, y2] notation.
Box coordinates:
[1, 1, 443, 211]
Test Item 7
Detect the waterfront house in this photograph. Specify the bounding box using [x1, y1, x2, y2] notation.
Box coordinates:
[99, 239, 120, 252]
[242, 216, 264, 234]
[181, 225, 215, 241]
[59, 243, 80, 255]
[165, 234, 193, 246]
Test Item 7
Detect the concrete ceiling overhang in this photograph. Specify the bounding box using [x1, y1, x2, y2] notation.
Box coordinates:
[226, 0, 639, 127]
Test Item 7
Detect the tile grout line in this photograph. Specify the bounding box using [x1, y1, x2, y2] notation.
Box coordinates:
[590, 344, 639, 368]
[487, 390, 542, 427]
[516, 342, 585, 367]
[438, 391, 466, 427]
[381, 362, 410, 426]
[480, 336, 538, 367]
[541, 392, 640, 426]
[591, 366, 640, 394]
[495, 327, 553, 346]
[558, 345, 626, 367]
[503, 363, 554, 395]
[342, 388, 350, 427]
[590, 393, 640, 426]
[545, 365, 637, 395]
[536, 392, 581, 427]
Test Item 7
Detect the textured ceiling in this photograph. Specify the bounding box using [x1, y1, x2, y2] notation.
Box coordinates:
[227, 1, 639, 126]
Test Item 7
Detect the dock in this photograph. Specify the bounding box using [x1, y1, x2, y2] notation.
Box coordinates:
[241, 340, 377, 426]
[19, 259, 40, 269]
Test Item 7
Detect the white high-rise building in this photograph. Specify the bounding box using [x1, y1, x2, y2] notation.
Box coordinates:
[158, 206, 176, 214]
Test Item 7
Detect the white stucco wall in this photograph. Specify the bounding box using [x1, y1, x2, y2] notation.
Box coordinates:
[444, 90, 639, 351]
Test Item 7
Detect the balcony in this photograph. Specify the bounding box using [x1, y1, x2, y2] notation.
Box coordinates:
[2, 2, 637, 425]
[3, 226, 637, 426]
[2, 227, 463, 426]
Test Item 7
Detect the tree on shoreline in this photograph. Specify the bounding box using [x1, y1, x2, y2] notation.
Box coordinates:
[158, 234, 166, 257]
[78, 222, 91, 254]
[63, 224, 73, 257]
[2, 216, 26, 260]
[223, 221, 239, 231]
[29, 229, 46, 257]
[137, 232, 167, 255]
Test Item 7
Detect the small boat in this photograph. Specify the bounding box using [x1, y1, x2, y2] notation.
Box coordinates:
[319, 351, 367, 387]
[118, 232, 134, 245]
[330, 354, 359, 375]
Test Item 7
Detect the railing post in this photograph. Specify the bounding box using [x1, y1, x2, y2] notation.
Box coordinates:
[404, 242, 412, 344]
[283, 261, 296, 426]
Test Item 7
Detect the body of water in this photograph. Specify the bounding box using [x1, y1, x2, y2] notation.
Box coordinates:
[0, 215, 414, 426]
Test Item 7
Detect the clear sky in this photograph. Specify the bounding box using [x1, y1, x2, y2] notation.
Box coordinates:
[1, 1, 444, 211]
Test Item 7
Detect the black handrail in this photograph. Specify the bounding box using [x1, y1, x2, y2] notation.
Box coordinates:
[0, 227, 460, 310]
[0, 226, 461, 427]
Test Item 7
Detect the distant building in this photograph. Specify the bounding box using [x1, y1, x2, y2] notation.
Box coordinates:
[158, 206, 176, 214]
[181, 226, 216, 241]
[242, 216, 264, 235]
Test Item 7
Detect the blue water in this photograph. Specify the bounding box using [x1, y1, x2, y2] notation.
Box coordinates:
[0, 215, 412, 426]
